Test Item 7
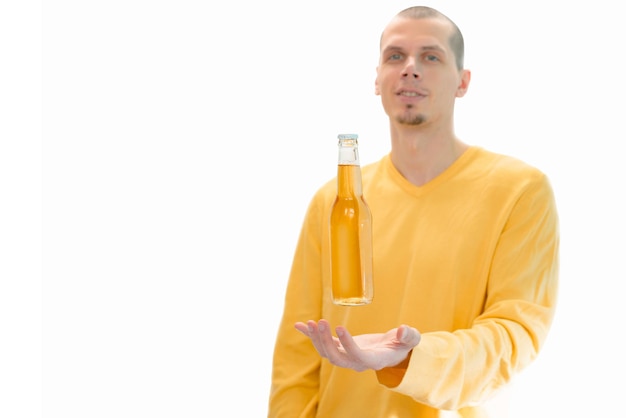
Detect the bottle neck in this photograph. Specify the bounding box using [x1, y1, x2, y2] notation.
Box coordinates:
[337, 137, 360, 166]
[336, 134, 362, 197]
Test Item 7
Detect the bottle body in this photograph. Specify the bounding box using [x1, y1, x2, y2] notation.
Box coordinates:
[329, 134, 373, 306]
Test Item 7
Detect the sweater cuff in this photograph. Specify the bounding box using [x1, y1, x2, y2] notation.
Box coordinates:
[376, 351, 412, 388]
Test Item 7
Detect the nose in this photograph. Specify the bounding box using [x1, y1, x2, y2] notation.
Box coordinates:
[402, 58, 421, 79]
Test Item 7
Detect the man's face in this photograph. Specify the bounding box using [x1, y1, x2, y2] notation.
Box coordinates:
[375, 17, 469, 127]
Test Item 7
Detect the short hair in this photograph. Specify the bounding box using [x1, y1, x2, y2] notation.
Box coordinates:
[388, 6, 465, 70]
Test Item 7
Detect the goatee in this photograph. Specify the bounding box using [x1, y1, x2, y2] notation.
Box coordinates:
[396, 113, 425, 125]
[396, 105, 425, 126]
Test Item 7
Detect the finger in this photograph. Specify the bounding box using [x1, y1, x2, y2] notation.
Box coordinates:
[294, 322, 310, 336]
[334, 326, 370, 371]
[295, 321, 328, 358]
[335, 326, 360, 354]
[397, 325, 421, 347]
[316, 320, 338, 359]
[306, 320, 331, 359]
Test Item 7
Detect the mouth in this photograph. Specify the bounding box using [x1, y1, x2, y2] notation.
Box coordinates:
[396, 89, 426, 98]
[396, 90, 426, 107]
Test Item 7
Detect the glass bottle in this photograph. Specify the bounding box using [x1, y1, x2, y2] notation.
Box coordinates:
[329, 134, 373, 306]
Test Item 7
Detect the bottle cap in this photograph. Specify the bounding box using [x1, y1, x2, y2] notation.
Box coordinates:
[337, 134, 358, 146]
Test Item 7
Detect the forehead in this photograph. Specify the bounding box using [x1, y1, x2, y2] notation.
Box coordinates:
[380, 17, 453, 52]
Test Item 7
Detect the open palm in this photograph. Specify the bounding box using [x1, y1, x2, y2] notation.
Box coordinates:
[295, 319, 421, 372]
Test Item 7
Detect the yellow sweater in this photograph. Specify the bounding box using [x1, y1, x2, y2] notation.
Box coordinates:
[269, 146, 559, 417]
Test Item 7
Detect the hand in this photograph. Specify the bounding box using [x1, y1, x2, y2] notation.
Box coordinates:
[294, 319, 421, 372]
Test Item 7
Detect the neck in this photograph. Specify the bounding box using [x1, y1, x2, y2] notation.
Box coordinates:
[389, 124, 468, 186]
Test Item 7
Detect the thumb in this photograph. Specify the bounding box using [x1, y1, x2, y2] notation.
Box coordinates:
[398, 325, 421, 347]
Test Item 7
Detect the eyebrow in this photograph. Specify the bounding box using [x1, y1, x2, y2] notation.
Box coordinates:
[382, 44, 446, 55]
[421, 45, 446, 54]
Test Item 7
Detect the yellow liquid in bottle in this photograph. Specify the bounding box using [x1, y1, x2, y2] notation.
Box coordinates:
[330, 165, 373, 306]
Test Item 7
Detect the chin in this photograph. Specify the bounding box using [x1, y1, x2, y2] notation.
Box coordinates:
[396, 113, 426, 126]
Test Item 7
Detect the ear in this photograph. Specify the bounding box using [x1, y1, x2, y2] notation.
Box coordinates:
[455, 69, 471, 98]
[374, 68, 381, 95]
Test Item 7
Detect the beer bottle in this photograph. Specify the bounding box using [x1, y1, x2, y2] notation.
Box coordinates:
[329, 134, 373, 306]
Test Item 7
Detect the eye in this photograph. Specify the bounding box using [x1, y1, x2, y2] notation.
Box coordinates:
[385, 51, 404, 61]
[424, 54, 440, 62]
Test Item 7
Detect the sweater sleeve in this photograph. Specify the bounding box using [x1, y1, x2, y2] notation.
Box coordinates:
[268, 193, 327, 418]
[377, 172, 560, 410]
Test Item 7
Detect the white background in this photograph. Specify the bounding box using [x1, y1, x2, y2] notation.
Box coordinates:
[2, 0, 625, 417]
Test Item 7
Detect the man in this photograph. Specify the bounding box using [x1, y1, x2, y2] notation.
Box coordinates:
[269, 5, 559, 417]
